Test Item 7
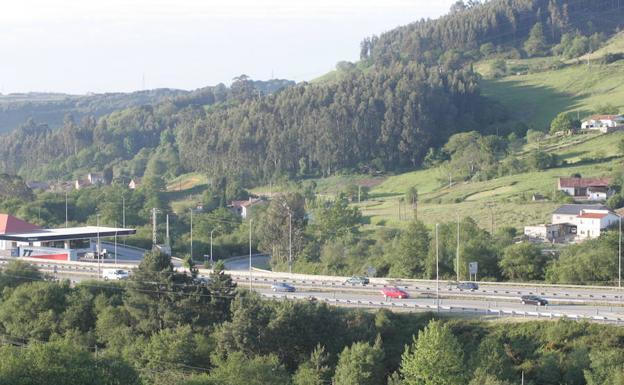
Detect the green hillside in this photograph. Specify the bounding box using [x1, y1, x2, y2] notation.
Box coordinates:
[480, 34, 624, 129]
[362, 131, 624, 231]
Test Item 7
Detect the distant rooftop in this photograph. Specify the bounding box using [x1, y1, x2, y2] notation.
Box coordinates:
[553, 204, 609, 216]
[0, 226, 136, 242]
[558, 177, 611, 188]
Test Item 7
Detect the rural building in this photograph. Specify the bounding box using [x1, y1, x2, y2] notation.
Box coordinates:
[526, 204, 618, 243]
[229, 198, 264, 219]
[87, 172, 106, 185]
[581, 115, 624, 133]
[128, 177, 142, 190]
[0, 214, 135, 261]
[557, 177, 613, 201]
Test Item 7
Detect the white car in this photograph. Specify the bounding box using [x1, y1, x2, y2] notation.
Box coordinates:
[102, 269, 130, 281]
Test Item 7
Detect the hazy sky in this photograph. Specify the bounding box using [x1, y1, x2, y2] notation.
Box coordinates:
[0, 0, 455, 94]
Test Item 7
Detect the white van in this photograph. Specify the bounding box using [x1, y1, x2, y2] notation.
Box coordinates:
[102, 269, 130, 281]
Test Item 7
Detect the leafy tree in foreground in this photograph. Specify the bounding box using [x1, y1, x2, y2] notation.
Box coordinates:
[550, 112, 573, 134]
[500, 242, 548, 281]
[293, 344, 332, 385]
[333, 338, 385, 385]
[400, 320, 465, 385]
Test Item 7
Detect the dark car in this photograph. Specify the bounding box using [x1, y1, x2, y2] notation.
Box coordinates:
[521, 295, 548, 306]
[456, 282, 479, 290]
[271, 282, 296, 292]
[345, 276, 370, 285]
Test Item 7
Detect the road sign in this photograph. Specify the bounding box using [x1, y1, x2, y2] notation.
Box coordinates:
[469, 262, 478, 275]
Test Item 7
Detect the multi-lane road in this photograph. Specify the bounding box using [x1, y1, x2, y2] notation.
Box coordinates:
[7, 257, 624, 324]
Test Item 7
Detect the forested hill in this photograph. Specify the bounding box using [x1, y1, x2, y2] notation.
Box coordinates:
[0, 78, 295, 134]
[2, 0, 624, 184]
[361, 0, 622, 67]
[0, 89, 186, 134]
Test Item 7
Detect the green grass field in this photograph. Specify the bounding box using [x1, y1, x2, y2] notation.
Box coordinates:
[478, 33, 624, 129]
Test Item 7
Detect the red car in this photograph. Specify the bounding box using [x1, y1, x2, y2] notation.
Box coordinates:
[381, 286, 409, 299]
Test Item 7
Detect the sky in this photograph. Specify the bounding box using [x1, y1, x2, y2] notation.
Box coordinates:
[0, 0, 455, 94]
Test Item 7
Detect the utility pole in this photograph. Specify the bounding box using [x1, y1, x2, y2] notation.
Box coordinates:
[456, 214, 460, 282]
[289, 212, 292, 274]
[96, 214, 101, 278]
[122, 194, 125, 228]
[619, 215, 622, 288]
[210, 226, 220, 267]
[151, 208, 158, 250]
[165, 214, 170, 249]
[65, 191, 68, 228]
[436, 223, 440, 312]
[358, 185, 361, 203]
[249, 219, 253, 290]
[190, 208, 193, 259]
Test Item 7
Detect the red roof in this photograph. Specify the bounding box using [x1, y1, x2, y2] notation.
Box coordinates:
[0, 214, 40, 234]
[558, 177, 611, 188]
[578, 213, 608, 219]
[589, 115, 622, 121]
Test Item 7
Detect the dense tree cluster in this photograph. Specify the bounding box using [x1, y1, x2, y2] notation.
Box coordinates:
[362, 0, 621, 67]
[176, 63, 487, 181]
[0, 259, 623, 384]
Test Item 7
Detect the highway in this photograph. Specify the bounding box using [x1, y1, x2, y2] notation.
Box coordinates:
[6, 257, 624, 324]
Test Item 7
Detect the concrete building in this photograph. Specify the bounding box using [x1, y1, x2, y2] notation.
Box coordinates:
[229, 198, 264, 219]
[0, 214, 135, 261]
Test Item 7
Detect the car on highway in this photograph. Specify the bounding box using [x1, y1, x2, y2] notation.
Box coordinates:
[456, 282, 479, 290]
[102, 269, 129, 281]
[381, 286, 409, 299]
[345, 276, 370, 285]
[193, 276, 212, 285]
[521, 295, 548, 306]
[271, 282, 296, 292]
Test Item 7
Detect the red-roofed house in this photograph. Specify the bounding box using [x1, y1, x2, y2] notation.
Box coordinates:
[557, 177, 613, 201]
[575, 209, 619, 239]
[581, 115, 624, 133]
[229, 198, 264, 219]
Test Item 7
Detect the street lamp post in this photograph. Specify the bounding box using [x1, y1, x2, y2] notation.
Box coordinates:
[190, 208, 193, 260]
[96, 213, 101, 278]
[249, 219, 253, 289]
[619, 215, 622, 289]
[210, 226, 220, 267]
[65, 191, 68, 228]
[288, 212, 292, 274]
[436, 223, 440, 312]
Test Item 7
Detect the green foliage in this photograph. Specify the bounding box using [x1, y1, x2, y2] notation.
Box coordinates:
[550, 112, 573, 134]
[0, 281, 70, 341]
[524, 23, 549, 57]
[0, 339, 139, 385]
[293, 345, 332, 385]
[333, 338, 385, 385]
[205, 352, 291, 385]
[400, 320, 465, 385]
[547, 231, 620, 284]
[500, 242, 549, 281]
[256, 193, 306, 268]
[310, 198, 361, 243]
[0, 260, 42, 290]
[388, 220, 430, 278]
[595, 103, 620, 115]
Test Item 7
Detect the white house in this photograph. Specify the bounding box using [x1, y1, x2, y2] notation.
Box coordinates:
[550, 204, 618, 241]
[229, 198, 264, 219]
[575, 209, 620, 239]
[581, 115, 624, 133]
